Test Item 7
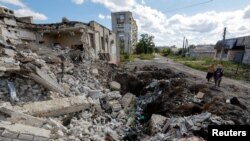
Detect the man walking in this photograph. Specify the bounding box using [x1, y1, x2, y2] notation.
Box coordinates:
[214, 64, 224, 87]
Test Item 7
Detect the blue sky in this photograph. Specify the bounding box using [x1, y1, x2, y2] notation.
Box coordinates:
[1, 0, 250, 46]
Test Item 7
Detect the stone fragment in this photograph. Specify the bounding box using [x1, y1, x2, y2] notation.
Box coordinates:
[196, 92, 205, 99]
[149, 114, 167, 135]
[23, 96, 91, 117]
[121, 93, 136, 113]
[110, 81, 121, 90]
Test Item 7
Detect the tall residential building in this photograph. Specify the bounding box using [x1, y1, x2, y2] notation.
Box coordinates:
[111, 11, 138, 54]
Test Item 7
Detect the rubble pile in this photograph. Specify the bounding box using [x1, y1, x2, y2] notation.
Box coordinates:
[113, 66, 249, 140]
[0, 41, 249, 141]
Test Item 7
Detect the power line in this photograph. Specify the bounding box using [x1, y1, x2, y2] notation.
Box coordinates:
[165, 0, 213, 12]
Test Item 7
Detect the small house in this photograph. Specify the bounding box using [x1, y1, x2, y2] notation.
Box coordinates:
[214, 36, 250, 65]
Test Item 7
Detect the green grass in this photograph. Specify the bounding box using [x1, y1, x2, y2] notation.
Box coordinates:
[134, 54, 155, 60]
[169, 56, 250, 82]
[120, 53, 155, 62]
[120, 53, 134, 62]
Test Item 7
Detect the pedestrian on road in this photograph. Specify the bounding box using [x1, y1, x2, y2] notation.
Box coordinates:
[214, 64, 224, 87]
[206, 64, 215, 82]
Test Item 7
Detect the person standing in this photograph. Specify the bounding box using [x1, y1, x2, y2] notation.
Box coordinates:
[214, 64, 224, 87]
[206, 64, 215, 82]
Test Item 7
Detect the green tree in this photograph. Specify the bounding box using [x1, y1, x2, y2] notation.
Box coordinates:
[136, 34, 155, 54]
[162, 48, 173, 56]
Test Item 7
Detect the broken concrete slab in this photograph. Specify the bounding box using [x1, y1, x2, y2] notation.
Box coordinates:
[108, 100, 122, 112]
[29, 67, 65, 93]
[110, 81, 121, 90]
[196, 92, 205, 99]
[0, 102, 46, 127]
[92, 68, 98, 75]
[149, 114, 167, 135]
[121, 93, 136, 113]
[23, 96, 91, 117]
[0, 57, 20, 72]
[3, 48, 15, 57]
[0, 120, 51, 140]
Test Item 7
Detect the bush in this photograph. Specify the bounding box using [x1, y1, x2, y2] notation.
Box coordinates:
[161, 48, 172, 56]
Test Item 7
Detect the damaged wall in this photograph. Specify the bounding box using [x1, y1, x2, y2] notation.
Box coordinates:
[0, 7, 119, 63]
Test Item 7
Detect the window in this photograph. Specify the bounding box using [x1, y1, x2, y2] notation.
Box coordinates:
[117, 14, 125, 23]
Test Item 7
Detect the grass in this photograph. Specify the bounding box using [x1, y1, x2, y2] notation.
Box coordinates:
[120, 53, 155, 62]
[134, 54, 155, 60]
[169, 56, 250, 82]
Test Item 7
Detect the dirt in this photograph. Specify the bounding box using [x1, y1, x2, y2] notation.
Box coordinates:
[121, 55, 250, 124]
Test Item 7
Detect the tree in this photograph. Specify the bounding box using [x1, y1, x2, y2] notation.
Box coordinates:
[162, 48, 173, 56]
[136, 34, 155, 54]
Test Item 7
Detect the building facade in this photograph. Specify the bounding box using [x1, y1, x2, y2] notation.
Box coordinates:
[0, 7, 119, 63]
[214, 36, 250, 65]
[111, 11, 137, 54]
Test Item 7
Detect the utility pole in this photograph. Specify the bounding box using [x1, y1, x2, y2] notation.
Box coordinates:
[186, 39, 188, 56]
[219, 27, 227, 61]
[182, 36, 185, 56]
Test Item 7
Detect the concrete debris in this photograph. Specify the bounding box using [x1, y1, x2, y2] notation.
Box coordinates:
[0, 120, 51, 140]
[110, 81, 121, 90]
[0, 103, 45, 127]
[29, 67, 65, 93]
[3, 48, 15, 57]
[149, 114, 167, 135]
[0, 57, 20, 72]
[195, 92, 205, 99]
[23, 96, 91, 117]
[121, 93, 136, 113]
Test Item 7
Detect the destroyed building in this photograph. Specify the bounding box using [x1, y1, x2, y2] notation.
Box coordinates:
[0, 7, 119, 63]
[214, 36, 250, 64]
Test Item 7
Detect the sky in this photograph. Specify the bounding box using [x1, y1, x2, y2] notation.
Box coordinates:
[0, 0, 250, 47]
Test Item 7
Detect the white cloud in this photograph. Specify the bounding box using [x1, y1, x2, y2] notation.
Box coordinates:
[141, 0, 145, 5]
[92, 0, 135, 11]
[107, 15, 111, 19]
[15, 8, 48, 21]
[0, 0, 48, 21]
[98, 14, 105, 19]
[98, 14, 111, 20]
[91, 0, 250, 46]
[71, 0, 84, 5]
[0, 0, 25, 7]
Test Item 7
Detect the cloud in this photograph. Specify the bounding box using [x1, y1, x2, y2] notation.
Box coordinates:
[91, 0, 250, 46]
[15, 8, 48, 20]
[98, 14, 105, 19]
[141, 0, 145, 5]
[71, 0, 84, 5]
[92, 0, 135, 11]
[98, 13, 111, 20]
[0, 0, 25, 7]
[0, 0, 48, 21]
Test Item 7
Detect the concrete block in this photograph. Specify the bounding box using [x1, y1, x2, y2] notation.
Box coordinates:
[29, 67, 64, 93]
[0, 103, 46, 127]
[196, 92, 205, 99]
[149, 114, 167, 135]
[0, 121, 50, 139]
[1, 129, 18, 138]
[110, 81, 121, 90]
[121, 93, 136, 113]
[0, 57, 20, 72]
[33, 136, 47, 141]
[12, 139, 27, 141]
[3, 48, 15, 57]
[23, 96, 91, 117]
[18, 133, 34, 140]
[0, 136, 12, 141]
